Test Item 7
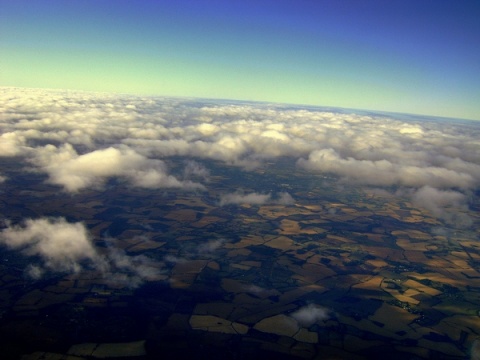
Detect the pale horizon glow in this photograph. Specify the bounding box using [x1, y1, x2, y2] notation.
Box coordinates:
[1, 0, 479, 120]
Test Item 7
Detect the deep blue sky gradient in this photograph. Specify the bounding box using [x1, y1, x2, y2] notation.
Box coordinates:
[1, 0, 479, 119]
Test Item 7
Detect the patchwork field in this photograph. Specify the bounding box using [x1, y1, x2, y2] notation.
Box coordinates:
[0, 159, 479, 360]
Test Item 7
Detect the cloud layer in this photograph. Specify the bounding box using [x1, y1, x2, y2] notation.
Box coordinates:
[1, 87, 479, 227]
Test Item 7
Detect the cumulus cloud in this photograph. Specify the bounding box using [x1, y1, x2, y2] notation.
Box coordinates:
[0, 132, 26, 156]
[0, 87, 478, 228]
[219, 191, 295, 206]
[290, 304, 331, 326]
[197, 238, 225, 254]
[219, 192, 272, 206]
[0, 217, 105, 274]
[277, 192, 295, 205]
[183, 160, 210, 181]
[297, 148, 475, 189]
[164, 255, 188, 264]
[0, 217, 163, 287]
[104, 247, 163, 288]
[412, 186, 472, 228]
[242, 284, 279, 297]
[33, 144, 204, 192]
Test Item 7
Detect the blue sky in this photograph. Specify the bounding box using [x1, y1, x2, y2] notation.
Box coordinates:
[1, 0, 479, 120]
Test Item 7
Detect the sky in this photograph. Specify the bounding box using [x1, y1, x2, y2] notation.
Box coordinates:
[1, 0, 480, 120]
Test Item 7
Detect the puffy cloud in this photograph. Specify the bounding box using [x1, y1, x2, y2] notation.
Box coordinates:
[276, 192, 295, 205]
[290, 304, 331, 326]
[242, 284, 279, 297]
[197, 239, 225, 254]
[297, 148, 475, 189]
[104, 247, 163, 288]
[183, 160, 210, 181]
[219, 191, 295, 206]
[33, 144, 204, 192]
[219, 192, 272, 206]
[0, 217, 105, 274]
[412, 186, 472, 228]
[0, 217, 164, 287]
[1, 87, 479, 227]
[0, 132, 26, 157]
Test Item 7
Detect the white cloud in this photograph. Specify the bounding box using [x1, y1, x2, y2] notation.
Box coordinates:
[183, 160, 210, 181]
[0, 132, 26, 157]
[297, 148, 475, 189]
[0, 217, 164, 287]
[219, 191, 295, 206]
[0, 217, 105, 274]
[219, 192, 272, 206]
[197, 239, 225, 254]
[290, 304, 330, 326]
[242, 284, 279, 297]
[412, 186, 472, 228]
[104, 247, 163, 288]
[1, 87, 479, 227]
[276, 192, 295, 205]
[33, 144, 204, 192]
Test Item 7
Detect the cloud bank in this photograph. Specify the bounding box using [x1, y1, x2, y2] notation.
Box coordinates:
[1, 87, 479, 227]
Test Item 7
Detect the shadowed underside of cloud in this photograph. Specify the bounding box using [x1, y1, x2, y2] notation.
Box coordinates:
[1, 87, 479, 227]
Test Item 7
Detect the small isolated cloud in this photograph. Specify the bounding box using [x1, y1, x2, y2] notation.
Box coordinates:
[242, 284, 279, 297]
[276, 192, 295, 205]
[219, 191, 295, 206]
[197, 238, 225, 254]
[164, 254, 188, 264]
[26, 264, 45, 280]
[104, 247, 162, 288]
[0, 217, 106, 274]
[290, 304, 330, 326]
[183, 160, 210, 181]
[219, 192, 271, 206]
[412, 186, 472, 228]
[0, 217, 164, 287]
